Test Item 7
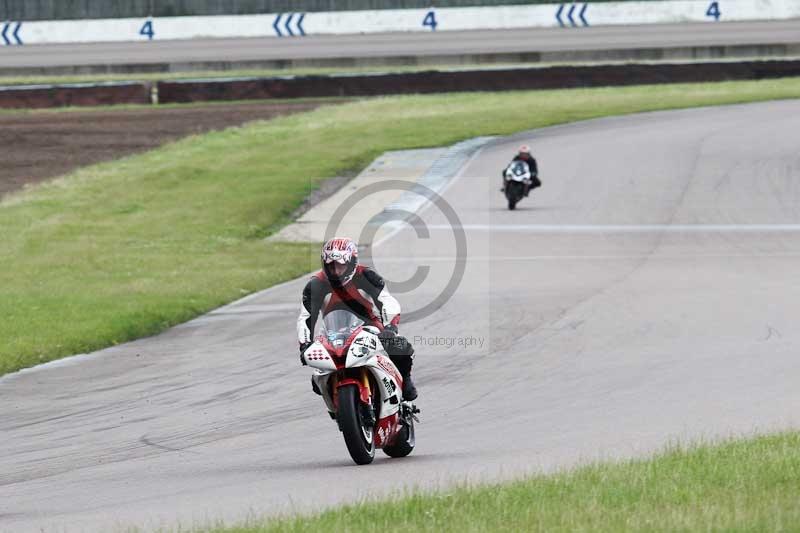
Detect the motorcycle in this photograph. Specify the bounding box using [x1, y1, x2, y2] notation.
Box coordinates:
[301, 309, 419, 465]
[503, 160, 535, 210]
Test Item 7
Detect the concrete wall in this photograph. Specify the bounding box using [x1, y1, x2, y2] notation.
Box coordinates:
[4, 1, 799, 47]
[5, 43, 800, 78]
[0, 0, 659, 21]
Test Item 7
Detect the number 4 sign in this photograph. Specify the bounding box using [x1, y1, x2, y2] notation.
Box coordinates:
[140, 19, 154, 40]
[422, 10, 437, 31]
[706, 1, 721, 21]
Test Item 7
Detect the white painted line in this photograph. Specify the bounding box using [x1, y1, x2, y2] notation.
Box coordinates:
[372, 138, 494, 248]
[372, 252, 800, 262]
[208, 303, 299, 315]
[0, 351, 98, 385]
[423, 224, 800, 233]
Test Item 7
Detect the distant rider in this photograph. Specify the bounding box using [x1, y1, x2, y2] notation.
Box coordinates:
[297, 237, 418, 400]
[502, 145, 541, 197]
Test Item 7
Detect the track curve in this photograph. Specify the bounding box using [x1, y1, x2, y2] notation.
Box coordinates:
[2, 100, 800, 532]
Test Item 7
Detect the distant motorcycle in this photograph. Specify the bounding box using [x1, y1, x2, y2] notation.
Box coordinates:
[301, 309, 418, 465]
[503, 160, 535, 210]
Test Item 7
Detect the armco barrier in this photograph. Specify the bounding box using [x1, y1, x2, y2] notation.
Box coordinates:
[156, 60, 800, 104]
[3, 44, 800, 78]
[0, 82, 152, 109]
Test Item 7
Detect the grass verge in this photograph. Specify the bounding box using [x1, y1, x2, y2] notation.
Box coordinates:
[209, 432, 800, 532]
[2, 78, 800, 375]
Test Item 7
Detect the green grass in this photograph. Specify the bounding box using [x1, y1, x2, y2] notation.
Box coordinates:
[208, 432, 800, 532]
[3, 78, 800, 375]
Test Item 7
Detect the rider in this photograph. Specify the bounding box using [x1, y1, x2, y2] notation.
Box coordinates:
[297, 237, 418, 401]
[502, 145, 541, 196]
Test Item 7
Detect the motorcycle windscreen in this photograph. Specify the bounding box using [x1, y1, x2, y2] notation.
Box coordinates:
[506, 160, 530, 180]
[321, 309, 365, 348]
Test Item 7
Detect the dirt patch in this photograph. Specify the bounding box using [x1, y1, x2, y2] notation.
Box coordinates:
[0, 101, 337, 197]
[0, 82, 152, 109]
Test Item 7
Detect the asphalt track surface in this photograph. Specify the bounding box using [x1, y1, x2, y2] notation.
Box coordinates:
[3, 100, 800, 532]
[2, 20, 800, 69]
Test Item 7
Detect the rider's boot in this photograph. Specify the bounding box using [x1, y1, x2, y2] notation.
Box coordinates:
[384, 335, 418, 401]
[401, 371, 418, 401]
[311, 376, 321, 395]
[396, 355, 418, 401]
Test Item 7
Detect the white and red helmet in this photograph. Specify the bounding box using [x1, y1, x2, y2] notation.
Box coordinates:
[321, 237, 359, 287]
[519, 144, 531, 155]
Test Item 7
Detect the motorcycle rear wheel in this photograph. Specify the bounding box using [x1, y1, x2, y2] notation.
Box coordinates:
[338, 385, 376, 465]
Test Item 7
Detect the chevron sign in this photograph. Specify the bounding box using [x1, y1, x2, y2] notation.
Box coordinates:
[1, 21, 23, 45]
[273, 13, 306, 37]
[556, 4, 589, 27]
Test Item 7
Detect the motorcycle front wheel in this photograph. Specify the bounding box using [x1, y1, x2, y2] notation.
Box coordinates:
[506, 182, 523, 210]
[383, 415, 415, 458]
[338, 385, 376, 465]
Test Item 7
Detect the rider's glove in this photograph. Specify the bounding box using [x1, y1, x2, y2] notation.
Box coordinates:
[378, 324, 398, 340]
[299, 341, 312, 365]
